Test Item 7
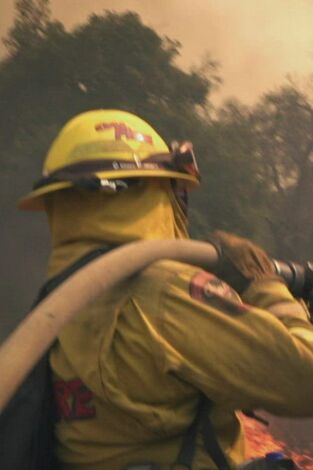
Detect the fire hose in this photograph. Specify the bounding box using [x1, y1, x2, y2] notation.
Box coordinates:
[1, 239, 313, 413]
[0, 239, 219, 412]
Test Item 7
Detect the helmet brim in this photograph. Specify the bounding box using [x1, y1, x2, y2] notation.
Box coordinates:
[18, 169, 199, 211]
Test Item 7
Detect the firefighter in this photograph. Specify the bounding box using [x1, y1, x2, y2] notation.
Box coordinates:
[18, 109, 313, 469]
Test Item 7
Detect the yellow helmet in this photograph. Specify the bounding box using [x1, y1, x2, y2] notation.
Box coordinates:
[18, 109, 200, 210]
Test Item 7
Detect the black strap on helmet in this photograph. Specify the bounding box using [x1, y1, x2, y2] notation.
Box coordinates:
[32, 144, 199, 191]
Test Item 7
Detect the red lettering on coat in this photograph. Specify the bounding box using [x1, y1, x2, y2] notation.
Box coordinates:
[53, 379, 96, 420]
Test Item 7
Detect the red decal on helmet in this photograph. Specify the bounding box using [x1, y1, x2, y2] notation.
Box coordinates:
[95, 122, 153, 144]
[190, 271, 247, 315]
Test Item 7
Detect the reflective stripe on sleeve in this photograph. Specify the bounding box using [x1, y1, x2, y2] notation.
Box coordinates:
[268, 301, 309, 321]
[289, 327, 313, 345]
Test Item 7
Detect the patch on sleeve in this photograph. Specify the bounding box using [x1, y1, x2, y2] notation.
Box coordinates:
[189, 271, 248, 316]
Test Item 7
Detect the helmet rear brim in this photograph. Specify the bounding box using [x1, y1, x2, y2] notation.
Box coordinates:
[18, 169, 199, 211]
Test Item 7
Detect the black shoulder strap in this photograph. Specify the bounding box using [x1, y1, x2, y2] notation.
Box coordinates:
[173, 395, 231, 470]
[200, 398, 232, 470]
[0, 245, 114, 470]
[34, 245, 115, 305]
[172, 396, 207, 469]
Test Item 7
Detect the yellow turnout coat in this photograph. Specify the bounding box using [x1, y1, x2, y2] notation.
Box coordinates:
[45, 182, 313, 469]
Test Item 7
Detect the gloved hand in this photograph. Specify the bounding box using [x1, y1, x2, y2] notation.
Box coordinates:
[209, 230, 282, 293]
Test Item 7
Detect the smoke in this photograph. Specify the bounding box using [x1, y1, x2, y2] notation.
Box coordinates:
[1, 0, 313, 103]
[50, 0, 313, 104]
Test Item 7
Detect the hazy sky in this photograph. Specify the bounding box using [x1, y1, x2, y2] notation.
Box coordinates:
[1, 0, 313, 104]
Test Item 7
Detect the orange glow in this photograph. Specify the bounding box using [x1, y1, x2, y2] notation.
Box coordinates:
[241, 414, 313, 469]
